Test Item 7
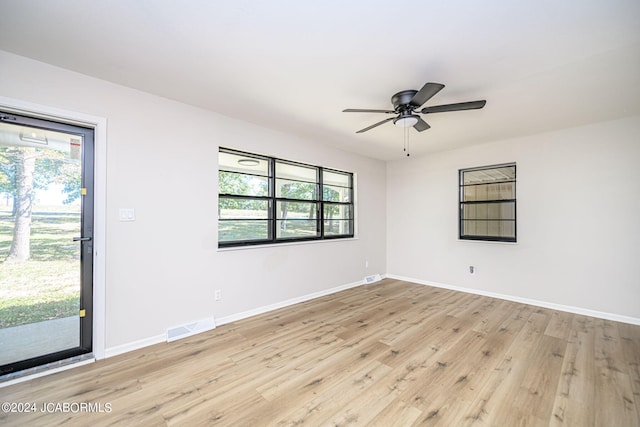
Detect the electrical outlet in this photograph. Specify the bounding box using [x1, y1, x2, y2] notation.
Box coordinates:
[214, 290, 222, 301]
[365, 260, 369, 268]
[469, 266, 475, 275]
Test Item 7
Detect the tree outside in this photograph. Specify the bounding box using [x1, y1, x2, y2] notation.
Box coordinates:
[0, 144, 82, 328]
[218, 169, 348, 241]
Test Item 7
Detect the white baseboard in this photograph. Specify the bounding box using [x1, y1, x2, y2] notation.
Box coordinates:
[216, 279, 364, 326]
[98, 272, 640, 361]
[104, 334, 166, 359]
[386, 274, 640, 326]
[104, 279, 364, 358]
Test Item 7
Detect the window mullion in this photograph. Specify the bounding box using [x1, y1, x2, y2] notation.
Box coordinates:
[319, 168, 324, 238]
[269, 157, 276, 243]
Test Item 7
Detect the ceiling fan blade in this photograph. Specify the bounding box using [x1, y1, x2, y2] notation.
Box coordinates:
[413, 117, 431, 132]
[343, 108, 395, 114]
[421, 100, 486, 114]
[355, 117, 395, 133]
[409, 82, 445, 107]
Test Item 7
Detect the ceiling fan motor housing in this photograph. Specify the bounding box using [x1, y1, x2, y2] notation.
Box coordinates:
[391, 90, 419, 110]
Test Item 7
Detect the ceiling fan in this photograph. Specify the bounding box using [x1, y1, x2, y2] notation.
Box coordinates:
[343, 82, 486, 134]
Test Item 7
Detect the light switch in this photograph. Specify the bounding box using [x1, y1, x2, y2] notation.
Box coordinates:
[119, 208, 135, 221]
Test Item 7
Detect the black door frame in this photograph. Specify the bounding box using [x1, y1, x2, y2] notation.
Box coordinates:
[0, 111, 94, 376]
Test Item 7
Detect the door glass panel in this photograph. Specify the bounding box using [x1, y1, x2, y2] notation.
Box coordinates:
[0, 118, 89, 371]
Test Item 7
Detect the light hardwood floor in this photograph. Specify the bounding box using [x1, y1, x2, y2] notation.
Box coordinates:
[1, 279, 639, 426]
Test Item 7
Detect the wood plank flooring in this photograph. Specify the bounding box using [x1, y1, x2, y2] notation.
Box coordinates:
[1, 279, 639, 426]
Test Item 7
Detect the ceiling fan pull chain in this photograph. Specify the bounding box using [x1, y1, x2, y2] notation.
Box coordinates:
[403, 126, 406, 153]
[403, 126, 410, 157]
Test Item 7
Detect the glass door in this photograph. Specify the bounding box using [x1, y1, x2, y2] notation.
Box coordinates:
[0, 112, 94, 376]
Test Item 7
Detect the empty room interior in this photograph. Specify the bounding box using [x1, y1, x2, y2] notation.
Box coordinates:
[1, 1, 639, 426]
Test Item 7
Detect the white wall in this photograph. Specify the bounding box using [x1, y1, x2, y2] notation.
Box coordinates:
[2, 46, 638, 361]
[0, 50, 387, 351]
[387, 115, 640, 320]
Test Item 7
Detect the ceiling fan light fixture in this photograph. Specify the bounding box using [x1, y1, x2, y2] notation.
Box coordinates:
[394, 115, 419, 128]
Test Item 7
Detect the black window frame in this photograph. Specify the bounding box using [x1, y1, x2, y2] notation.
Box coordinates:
[459, 163, 517, 243]
[218, 147, 354, 248]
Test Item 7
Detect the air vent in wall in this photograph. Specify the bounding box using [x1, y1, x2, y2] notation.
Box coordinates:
[167, 317, 216, 342]
[363, 274, 382, 285]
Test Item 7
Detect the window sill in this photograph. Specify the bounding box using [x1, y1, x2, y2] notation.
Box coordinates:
[218, 237, 359, 252]
[458, 238, 518, 245]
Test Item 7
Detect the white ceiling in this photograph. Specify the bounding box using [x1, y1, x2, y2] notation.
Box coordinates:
[1, 0, 639, 160]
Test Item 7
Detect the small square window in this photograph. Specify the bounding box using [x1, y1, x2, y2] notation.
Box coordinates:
[459, 163, 516, 242]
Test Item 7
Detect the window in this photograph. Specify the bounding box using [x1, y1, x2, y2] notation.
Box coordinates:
[218, 148, 354, 247]
[459, 163, 516, 242]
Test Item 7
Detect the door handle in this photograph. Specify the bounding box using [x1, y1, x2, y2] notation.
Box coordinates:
[73, 237, 93, 242]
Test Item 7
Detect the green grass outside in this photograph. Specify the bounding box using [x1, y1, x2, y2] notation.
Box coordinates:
[0, 209, 81, 329]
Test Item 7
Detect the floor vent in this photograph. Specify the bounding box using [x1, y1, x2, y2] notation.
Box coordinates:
[166, 317, 216, 343]
[363, 274, 382, 285]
